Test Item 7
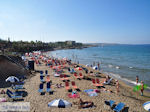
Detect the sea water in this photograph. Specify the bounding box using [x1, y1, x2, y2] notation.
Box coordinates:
[49, 44, 150, 87]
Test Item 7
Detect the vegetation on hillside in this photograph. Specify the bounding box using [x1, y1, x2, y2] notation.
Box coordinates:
[0, 38, 83, 54]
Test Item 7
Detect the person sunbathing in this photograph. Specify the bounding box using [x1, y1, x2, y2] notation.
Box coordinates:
[78, 98, 94, 109]
[56, 83, 64, 88]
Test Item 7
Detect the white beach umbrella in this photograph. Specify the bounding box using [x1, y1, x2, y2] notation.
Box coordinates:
[6, 76, 19, 83]
[48, 99, 72, 108]
[86, 64, 89, 67]
[93, 66, 98, 70]
[143, 101, 150, 111]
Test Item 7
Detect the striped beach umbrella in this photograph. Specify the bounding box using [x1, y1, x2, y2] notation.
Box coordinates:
[48, 99, 72, 108]
[143, 101, 150, 111]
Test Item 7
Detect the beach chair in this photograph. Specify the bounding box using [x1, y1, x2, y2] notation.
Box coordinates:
[71, 81, 80, 91]
[71, 81, 78, 89]
[64, 74, 69, 81]
[45, 70, 48, 76]
[104, 100, 115, 110]
[109, 100, 115, 108]
[12, 85, 24, 90]
[113, 102, 125, 112]
[6, 89, 23, 100]
[65, 81, 72, 92]
[38, 83, 44, 94]
[92, 79, 97, 86]
[96, 78, 104, 87]
[74, 73, 81, 80]
[40, 71, 44, 76]
[104, 78, 113, 85]
[40, 76, 44, 82]
[46, 82, 51, 93]
[105, 100, 115, 108]
[60, 74, 65, 81]
[79, 73, 84, 79]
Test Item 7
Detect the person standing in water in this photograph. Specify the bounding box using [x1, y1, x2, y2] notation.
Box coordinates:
[116, 80, 119, 94]
[97, 62, 100, 70]
[136, 76, 139, 85]
[141, 81, 144, 96]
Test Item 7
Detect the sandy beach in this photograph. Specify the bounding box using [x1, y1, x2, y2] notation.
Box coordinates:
[0, 55, 150, 112]
[23, 59, 149, 111]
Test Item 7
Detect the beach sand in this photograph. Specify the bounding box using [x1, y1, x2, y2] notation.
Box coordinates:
[21, 61, 149, 112]
[1, 59, 150, 112]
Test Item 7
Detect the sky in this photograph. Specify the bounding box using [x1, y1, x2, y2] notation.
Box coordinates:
[0, 0, 150, 44]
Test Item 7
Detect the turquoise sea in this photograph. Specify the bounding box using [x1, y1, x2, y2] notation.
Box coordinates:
[49, 45, 150, 88]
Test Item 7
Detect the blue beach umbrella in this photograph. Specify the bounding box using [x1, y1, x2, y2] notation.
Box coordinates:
[143, 101, 150, 111]
[48, 99, 72, 108]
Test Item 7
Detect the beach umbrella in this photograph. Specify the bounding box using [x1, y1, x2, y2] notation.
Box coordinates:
[143, 101, 150, 111]
[87, 91, 98, 97]
[6, 76, 19, 83]
[48, 99, 72, 108]
[86, 64, 90, 67]
[93, 66, 98, 70]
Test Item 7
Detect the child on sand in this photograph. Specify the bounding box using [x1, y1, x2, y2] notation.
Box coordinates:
[141, 81, 144, 96]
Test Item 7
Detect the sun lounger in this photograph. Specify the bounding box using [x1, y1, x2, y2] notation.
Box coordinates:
[109, 100, 115, 108]
[40, 71, 44, 76]
[46, 82, 51, 93]
[71, 81, 78, 89]
[96, 78, 104, 87]
[74, 73, 81, 79]
[12, 85, 24, 90]
[65, 81, 72, 92]
[38, 83, 44, 94]
[92, 79, 103, 87]
[45, 70, 48, 76]
[64, 74, 69, 81]
[40, 76, 44, 82]
[71, 81, 80, 91]
[104, 78, 113, 85]
[6, 89, 23, 100]
[92, 79, 97, 86]
[105, 100, 115, 108]
[79, 73, 84, 79]
[60, 74, 65, 81]
[113, 102, 125, 112]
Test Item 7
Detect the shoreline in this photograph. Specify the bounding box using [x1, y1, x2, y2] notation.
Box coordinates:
[46, 46, 150, 92]
[43, 50, 150, 103]
[78, 64, 150, 103]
